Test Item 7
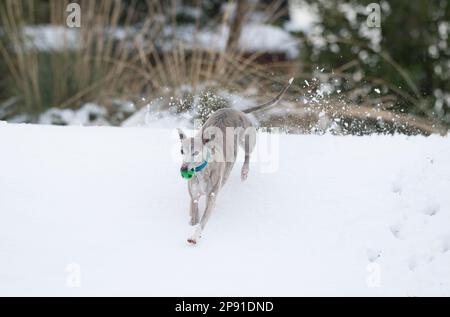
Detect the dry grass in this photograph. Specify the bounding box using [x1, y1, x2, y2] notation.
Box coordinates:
[0, 0, 294, 118]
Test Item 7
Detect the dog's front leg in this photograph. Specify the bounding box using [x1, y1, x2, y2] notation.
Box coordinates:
[188, 182, 201, 226]
[189, 198, 199, 226]
[187, 189, 218, 245]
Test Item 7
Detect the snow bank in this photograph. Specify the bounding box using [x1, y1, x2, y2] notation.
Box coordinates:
[23, 26, 79, 51]
[39, 104, 110, 126]
[0, 123, 449, 296]
[168, 23, 299, 59]
[23, 23, 299, 58]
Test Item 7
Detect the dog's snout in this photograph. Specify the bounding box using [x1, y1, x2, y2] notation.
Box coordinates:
[180, 162, 189, 171]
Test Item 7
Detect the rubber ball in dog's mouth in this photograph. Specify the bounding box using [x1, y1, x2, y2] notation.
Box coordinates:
[180, 162, 196, 179]
[181, 168, 195, 180]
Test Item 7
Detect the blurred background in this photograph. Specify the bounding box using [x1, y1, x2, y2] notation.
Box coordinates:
[0, 0, 449, 135]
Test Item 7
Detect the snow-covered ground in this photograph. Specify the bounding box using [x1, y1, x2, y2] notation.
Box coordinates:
[1, 123, 449, 296]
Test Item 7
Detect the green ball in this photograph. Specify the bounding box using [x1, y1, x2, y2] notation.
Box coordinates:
[181, 169, 195, 180]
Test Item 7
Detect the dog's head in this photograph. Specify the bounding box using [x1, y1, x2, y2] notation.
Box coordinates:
[177, 128, 213, 176]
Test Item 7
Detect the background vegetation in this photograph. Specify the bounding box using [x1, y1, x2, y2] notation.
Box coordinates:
[0, 0, 448, 135]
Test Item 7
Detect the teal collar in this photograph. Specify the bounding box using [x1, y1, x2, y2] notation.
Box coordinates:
[195, 149, 211, 172]
[194, 159, 208, 173]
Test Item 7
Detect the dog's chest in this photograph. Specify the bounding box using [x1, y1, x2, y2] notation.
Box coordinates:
[191, 173, 209, 195]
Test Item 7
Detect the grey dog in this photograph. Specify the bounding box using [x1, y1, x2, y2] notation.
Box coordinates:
[177, 78, 293, 244]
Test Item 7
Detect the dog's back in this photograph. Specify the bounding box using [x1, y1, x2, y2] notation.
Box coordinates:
[203, 108, 253, 131]
[201, 108, 254, 163]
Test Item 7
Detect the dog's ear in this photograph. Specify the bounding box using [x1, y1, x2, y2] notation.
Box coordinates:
[177, 128, 187, 141]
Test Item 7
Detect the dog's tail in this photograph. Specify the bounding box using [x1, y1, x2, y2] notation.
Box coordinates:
[242, 77, 294, 114]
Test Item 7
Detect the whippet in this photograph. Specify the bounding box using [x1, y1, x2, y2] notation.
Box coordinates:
[177, 78, 293, 244]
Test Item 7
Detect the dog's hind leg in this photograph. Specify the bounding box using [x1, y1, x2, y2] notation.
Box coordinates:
[240, 132, 255, 181]
[242, 143, 250, 181]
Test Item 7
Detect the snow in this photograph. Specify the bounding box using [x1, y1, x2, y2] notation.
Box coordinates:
[1, 123, 450, 296]
[285, 0, 319, 32]
[121, 99, 192, 129]
[166, 23, 300, 59]
[237, 24, 299, 58]
[39, 104, 109, 126]
[22, 23, 300, 58]
[23, 26, 79, 51]
[121, 90, 259, 129]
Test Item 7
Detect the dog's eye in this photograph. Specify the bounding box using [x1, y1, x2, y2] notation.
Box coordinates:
[193, 151, 199, 156]
[181, 149, 184, 155]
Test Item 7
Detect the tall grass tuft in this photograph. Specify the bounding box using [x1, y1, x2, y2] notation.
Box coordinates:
[0, 0, 296, 122]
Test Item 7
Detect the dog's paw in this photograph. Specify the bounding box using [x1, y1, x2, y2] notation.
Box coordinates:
[187, 226, 202, 245]
[187, 238, 197, 245]
[241, 168, 249, 181]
